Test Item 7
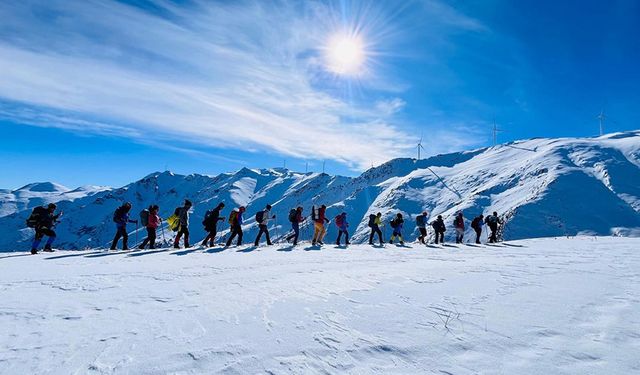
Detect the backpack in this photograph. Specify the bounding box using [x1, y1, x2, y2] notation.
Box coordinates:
[472, 217, 481, 230]
[26, 206, 48, 228]
[255, 210, 265, 224]
[140, 209, 150, 227]
[390, 218, 397, 229]
[174, 207, 181, 216]
[166, 214, 180, 231]
[202, 210, 213, 227]
[368, 214, 376, 227]
[228, 210, 238, 225]
[335, 215, 343, 227]
[289, 209, 297, 223]
[486, 215, 497, 225]
[113, 206, 124, 223]
[311, 206, 316, 221]
[416, 215, 425, 227]
[454, 216, 463, 228]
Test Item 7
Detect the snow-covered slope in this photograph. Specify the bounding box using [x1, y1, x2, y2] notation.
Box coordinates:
[0, 182, 109, 218]
[1, 132, 639, 250]
[1, 238, 639, 373]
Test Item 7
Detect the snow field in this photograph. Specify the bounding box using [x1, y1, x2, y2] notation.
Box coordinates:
[1, 237, 639, 374]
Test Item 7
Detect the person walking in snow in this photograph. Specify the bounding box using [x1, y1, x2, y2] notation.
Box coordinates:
[485, 212, 502, 243]
[254, 204, 276, 246]
[139, 205, 160, 249]
[471, 214, 484, 244]
[334, 212, 350, 246]
[111, 202, 138, 250]
[311, 205, 330, 246]
[416, 211, 429, 244]
[453, 212, 465, 244]
[285, 207, 305, 246]
[28, 203, 62, 254]
[389, 213, 405, 245]
[173, 199, 192, 249]
[431, 215, 446, 244]
[201, 202, 225, 247]
[226, 206, 245, 247]
[368, 212, 384, 245]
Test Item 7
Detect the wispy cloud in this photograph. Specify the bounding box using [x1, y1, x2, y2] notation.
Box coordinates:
[0, 0, 486, 170]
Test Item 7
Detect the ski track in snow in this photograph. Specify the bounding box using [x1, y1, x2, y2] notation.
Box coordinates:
[1, 237, 639, 374]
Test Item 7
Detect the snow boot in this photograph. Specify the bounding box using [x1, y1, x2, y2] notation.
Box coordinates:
[43, 244, 54, 252]
[31, 248, 38, 255]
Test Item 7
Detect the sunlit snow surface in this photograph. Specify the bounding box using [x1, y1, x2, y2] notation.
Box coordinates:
[1, 237, 638, 374]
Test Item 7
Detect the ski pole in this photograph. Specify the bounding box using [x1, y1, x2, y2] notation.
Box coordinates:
[135, 220, 139, 246]
[160, 219, 167, 246]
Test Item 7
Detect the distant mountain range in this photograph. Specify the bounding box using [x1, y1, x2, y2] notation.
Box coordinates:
[1, 131, 639, 251]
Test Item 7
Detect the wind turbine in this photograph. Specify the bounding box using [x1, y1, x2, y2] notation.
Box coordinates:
[596, 105, 619, 136]
[416, 132, 425, 160]
[597, 109, 607, 136]
[492, 118, 505, 146]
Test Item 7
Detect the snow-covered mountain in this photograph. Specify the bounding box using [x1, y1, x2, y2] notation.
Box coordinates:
[0, 182, 109, 218]
[1, 131, 639, 251]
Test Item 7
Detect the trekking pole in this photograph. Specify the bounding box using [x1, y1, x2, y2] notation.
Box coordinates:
[274, 216, 280, 242]
[160, 219, 167, 247]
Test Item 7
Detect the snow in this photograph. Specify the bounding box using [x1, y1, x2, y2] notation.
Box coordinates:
[1, 132, 639, 251]
[1, 237, 638, 374]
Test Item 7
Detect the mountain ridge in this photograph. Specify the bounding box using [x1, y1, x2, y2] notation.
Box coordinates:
[1, 131, 639, 250]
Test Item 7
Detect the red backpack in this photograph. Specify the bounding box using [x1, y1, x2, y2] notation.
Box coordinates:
[335, 215, 343, 227]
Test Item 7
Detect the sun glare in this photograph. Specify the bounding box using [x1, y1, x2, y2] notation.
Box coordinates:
[325, 33, 366, 76]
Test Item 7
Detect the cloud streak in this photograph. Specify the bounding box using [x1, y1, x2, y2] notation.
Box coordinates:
[0, 0, 485, 170]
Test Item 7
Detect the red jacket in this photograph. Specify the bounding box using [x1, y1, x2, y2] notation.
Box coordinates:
[148, 213, 160, 229]
[315, 207, 327, 224]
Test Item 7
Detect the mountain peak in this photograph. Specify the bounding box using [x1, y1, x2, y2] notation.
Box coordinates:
[14, 182, 69, 193]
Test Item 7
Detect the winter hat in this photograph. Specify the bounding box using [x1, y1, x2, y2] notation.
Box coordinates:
[266, 204, 272, 210]
[47, 203, 57, 209]
[184, 199, 192, 207]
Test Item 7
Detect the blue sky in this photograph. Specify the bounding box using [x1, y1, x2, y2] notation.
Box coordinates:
[1, 0, 639, 189]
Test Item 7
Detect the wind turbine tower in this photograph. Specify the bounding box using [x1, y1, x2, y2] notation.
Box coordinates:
[492, 119, 504, 146]
[416, 133, 425, 160]
[597, 109, 607, 136]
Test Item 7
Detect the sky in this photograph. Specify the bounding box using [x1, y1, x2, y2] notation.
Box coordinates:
[1, 0, 639, 189]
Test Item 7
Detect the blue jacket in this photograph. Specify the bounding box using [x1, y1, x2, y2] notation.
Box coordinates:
[115, 211, 136, 228]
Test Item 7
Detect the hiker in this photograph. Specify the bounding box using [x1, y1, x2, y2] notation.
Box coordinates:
[28, 203, 62, 254]
[254, 204, 276, 246]
[173, 199, 192, 249]
[416, 211, 429, 244]
[139, 205, 160, 249]
[431, 215, 446, 244]
[471, 214, 484, 244]
[285, 207, 304, 245]
[389, 213, 405, 245]
[226, 206, 245, 247]
[453, 212, 465, 244]
[111, 202, 138, 250]
[485, 212, 502, 243]
[334, 212, 350, 246]
[368, 212, 383, 245]
[201, 202, 225, 247]
[311, 205, 330, 245]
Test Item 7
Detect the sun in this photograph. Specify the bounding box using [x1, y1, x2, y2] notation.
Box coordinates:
[325, 33, 366, 76]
